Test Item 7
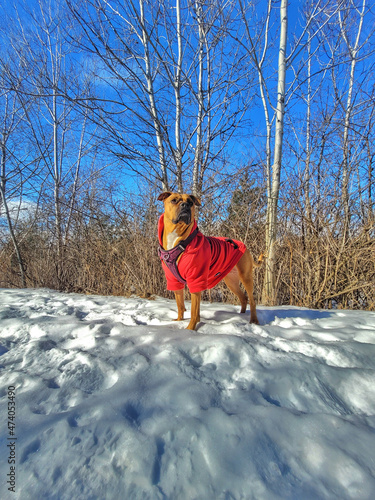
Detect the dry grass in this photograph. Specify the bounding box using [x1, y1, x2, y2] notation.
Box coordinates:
[1, 205, 374, 311]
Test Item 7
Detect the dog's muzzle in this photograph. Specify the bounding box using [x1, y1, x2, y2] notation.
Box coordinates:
[175, 212, 191, 224]
[173, 204, 192, 224]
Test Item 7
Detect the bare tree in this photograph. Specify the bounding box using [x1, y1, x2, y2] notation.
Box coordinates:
[262, 0, 288, 304]
[66, 0, 251, 195]
[239, 0, 346, 304]
[337, 0, 367, 239]
[5, 0, 105, 288]
[238, 0, 288, 304]
[190, 1, 249, 197]
[0, 86, 27, 287]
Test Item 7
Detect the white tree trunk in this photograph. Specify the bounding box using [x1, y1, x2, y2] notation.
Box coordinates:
[52, 84, 63, 285]
[174, 0, 183, 192]
[339, 0, 366, 240]
[304, 31, 312, 230]
[139, 0, 169, 191]
[262, 0, 288, 305]
[0, 111, 26, 287]
[193, 0, 204, 197]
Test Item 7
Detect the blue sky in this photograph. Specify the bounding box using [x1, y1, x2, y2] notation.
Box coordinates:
[1, 0, 374, 206]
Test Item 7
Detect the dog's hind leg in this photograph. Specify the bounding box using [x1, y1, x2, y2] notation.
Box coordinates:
[236, 250, 259, 324]
[223, 267, 248, 313]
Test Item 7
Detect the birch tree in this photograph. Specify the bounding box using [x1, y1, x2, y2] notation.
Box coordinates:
[239, 0, 344, 304]
[67, 0, 177, 190]
[0, 86, 27, 287]
[337, 0, 366, 240]
[66, 0, 250, 195]
[174, 0, 184, 192]
[262, 0, 288, 304]
[0, 33, 43, 288]
[191, 0, 249, 197]
[239, 0, 288, 304]
[7, 0, 103, 288]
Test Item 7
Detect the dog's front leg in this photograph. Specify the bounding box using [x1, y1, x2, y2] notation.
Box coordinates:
[187, 292, 201, 330]
[174, 290, 186, 321]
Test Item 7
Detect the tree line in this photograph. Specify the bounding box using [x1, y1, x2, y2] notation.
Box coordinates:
[0, 0, 374, 310]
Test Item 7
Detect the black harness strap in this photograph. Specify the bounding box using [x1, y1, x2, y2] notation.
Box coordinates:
[158, 228, 199, 284]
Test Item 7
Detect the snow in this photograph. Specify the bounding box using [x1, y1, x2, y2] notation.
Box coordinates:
[1, 288, 375, 500]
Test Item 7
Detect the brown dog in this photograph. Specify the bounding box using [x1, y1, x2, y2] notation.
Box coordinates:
[158, 192, 263, 330]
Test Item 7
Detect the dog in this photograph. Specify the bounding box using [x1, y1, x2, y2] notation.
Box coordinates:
[158, 192, 263, 330]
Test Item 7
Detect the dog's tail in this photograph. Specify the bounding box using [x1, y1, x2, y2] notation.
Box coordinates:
[253, 252, 266, 268]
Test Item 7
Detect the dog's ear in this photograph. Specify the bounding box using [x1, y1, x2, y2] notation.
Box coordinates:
[157, 192, 172, 202]
[189, 195, 201, 207]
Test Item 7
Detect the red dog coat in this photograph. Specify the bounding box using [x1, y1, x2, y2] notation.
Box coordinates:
[158, 214, 246, 293]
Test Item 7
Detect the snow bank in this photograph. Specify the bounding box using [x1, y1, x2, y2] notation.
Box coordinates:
[1, 288, 375, 499]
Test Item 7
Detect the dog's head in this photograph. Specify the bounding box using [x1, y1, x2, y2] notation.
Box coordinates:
[158, 192, 201, 226]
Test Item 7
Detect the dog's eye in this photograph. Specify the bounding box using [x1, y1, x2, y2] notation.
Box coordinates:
[171, 198, 178, 204]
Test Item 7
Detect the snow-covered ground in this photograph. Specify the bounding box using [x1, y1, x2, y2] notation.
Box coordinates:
[1, 288, 375, 500]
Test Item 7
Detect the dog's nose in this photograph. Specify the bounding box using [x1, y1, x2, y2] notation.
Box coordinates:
[180, 202, 189, 210]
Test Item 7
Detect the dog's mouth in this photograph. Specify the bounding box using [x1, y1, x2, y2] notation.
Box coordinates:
[173, 208, 191, 225]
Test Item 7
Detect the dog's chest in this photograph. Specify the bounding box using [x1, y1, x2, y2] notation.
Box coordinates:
[166, 229, 180, 250]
